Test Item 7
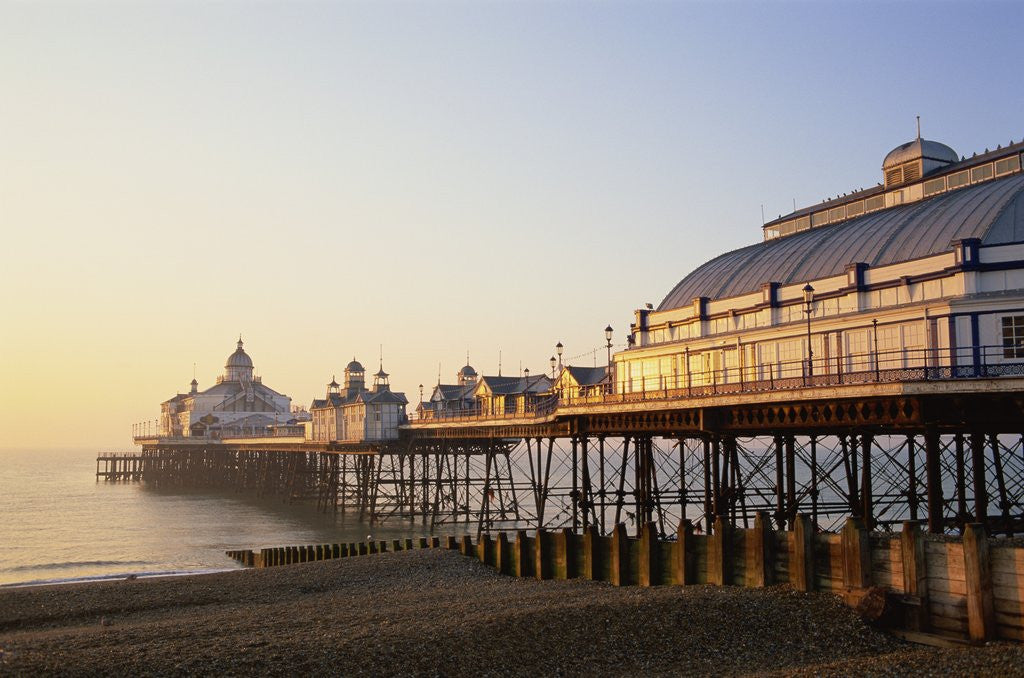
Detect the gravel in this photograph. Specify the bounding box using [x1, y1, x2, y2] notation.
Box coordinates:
[0, 549, 1021, 676]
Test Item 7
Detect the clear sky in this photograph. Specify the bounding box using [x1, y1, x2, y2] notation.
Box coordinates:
[2, 1, 1023, 449]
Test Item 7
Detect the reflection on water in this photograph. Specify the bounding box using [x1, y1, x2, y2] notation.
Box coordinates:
[0, 448, 452, 587]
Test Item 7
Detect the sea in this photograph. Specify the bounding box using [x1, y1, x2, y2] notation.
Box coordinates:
[0, 448, 434, 588]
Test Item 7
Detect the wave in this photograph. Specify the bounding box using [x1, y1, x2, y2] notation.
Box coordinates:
[0, 567, 236, 589]
[2, 560, 152, 574]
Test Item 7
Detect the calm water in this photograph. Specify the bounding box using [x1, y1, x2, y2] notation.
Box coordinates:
[0, 448, 434, 587]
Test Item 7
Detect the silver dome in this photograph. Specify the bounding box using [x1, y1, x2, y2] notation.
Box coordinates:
[883, 138, 958, 170]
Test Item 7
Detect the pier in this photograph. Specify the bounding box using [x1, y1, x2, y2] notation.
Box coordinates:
[104, 347, 1024, 540]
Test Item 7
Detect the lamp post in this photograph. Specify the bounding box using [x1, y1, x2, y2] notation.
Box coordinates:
[605, 325, 613, 367]
[555, 341, 564, 370]
[550, 356, 557, 379]
[802, 284, 815, 381]
[872, 319, 880, 380]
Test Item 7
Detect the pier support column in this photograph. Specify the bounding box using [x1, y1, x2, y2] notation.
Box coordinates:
[925, 427, 944, 534]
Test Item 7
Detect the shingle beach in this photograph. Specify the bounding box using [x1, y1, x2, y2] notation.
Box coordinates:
[0, 549, 1021, 676]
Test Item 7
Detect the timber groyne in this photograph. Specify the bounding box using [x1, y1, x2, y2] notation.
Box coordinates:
[227, 516, 1024, 647]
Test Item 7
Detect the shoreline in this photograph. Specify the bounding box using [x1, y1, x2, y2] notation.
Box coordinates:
[0, 566, 239, 591]
[2, 549, 1022, 676]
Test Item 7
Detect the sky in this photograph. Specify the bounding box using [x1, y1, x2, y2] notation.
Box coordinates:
[2, 0, 1024, 449]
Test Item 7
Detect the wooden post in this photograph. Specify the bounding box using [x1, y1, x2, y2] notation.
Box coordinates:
[445, 535, 457, 550]
[514, 530, 530, 578]
[459, 534, 472, 556]
[747, 511, 772, 588]
[610, 522, 629, 586]
[963, 523, 995, 642]
[535, 528, 551, 580]
[552, 529, 570, 579]
[495, 532, 510, 575]
[791, 513, 815, 592]
[418, 537, 429, 549]
[673, 519, 694, 585]
[841, 517, 870, 590]
[638, 521, 658, 587]
[477, 533, 490, 564]
[405, 537, 414, 550]
[583, 525, 600, 580]
[709, 515, 730, 586]
[900, 521, 929, 631]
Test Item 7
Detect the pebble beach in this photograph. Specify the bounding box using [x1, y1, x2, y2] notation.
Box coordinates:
[0, 549, 1021, 677]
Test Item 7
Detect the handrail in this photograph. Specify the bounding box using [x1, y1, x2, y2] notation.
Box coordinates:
[410, 344, 1024, 425]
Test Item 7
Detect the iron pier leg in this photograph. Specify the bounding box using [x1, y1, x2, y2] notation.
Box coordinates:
[571, 436, 580, 532]
[955, 434, 968, 533]
[774, 434, 785, 529]
[861, 433, 873, 529]
[785, 435, 797, 529]
[971, 432, 988, 526]
[925, 427, 944, 534]
[907, 435, 919, 522]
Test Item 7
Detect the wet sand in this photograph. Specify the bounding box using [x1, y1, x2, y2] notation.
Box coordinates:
[0, 549, 1021, 676]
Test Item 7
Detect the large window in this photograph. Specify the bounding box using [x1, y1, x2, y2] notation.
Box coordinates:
[1002, 316, 1024, 359]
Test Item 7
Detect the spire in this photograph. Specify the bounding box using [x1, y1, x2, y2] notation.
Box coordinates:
[237, 334, 244, 350]
[916, 115, 921, 141]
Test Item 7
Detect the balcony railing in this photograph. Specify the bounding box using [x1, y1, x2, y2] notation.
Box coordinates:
[410, 345, 1024, 424]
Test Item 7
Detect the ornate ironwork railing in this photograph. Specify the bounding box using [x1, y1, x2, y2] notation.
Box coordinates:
[411, 345, 1024, 424]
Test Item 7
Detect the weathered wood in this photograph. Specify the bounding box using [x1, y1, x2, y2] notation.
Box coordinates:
[477, 533, 490, 564]
[514, 530, 530, 577]
[610, 523, 629, 586]
[495, 532, 510, 575]
[673, 519, 694, 585]
[841, 517, 871, 590]
[709, 516, 730, 586]
[901, 521, 929, 631]
[747, 511, 772, 588]
[791, 514, 814, 591]
[535, 528, 551, 580]
[583, 525, 599, 580]
[459, 534, 472, 556]
[553, 529, 569, 579]
[638, 522, 658, 587]
[445, 535, 457, 550]
[963, 523, 996, 642]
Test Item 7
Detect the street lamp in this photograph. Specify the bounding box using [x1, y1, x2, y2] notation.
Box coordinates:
[872, 319, 880, 380]
[605, 325, 613, 367]
[418, 383, 423, 404]
[550, 356, 557, 379]
[556, 341, 564, 369]
[802, 284, 815, 380]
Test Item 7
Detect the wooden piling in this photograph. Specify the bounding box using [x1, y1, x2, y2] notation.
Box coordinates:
[673, 519, 694, 585]
[841, 517, 870, 590]
[535, 529, 551, 580]
[747, 511, 772, 587]
[638, 521, 658, 587]
[583, 525, 600, 580]
[963, 523, 995, 642]
[900, 521, 929, 631]
[495, 532, 510, 575]
[610, 523, 629, 586]
[514, 530, 530, 578]
[709, 516, 730, 586]
[791, 513, 814, 592]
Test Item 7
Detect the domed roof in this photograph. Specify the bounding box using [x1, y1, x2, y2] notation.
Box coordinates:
[346, 359, 364, 372]
[458, 364, 477, 377]
[883, 138, 958, 169]
[226, 338, 253, 368]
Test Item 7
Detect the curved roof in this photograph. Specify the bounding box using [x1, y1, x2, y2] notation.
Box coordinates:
[346, 359, 364, 372]
[226, 342, 253, 368]
[883, 138, 959, 169]
[659, 173, 1024, 311]
[458, 364, 477, 377]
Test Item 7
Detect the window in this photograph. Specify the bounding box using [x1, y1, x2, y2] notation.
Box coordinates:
[865, 195, 885, 212]
[995, 155, 1021, 176]
[811, 211, 828, 227]
[923, 177, 946, 197]
[947, 170, 969, 190]
[1002, 316, 1024, 359]
[794, 216, 811, 232]
[846, 201, 864, 218]
[971, 163, 993, 183]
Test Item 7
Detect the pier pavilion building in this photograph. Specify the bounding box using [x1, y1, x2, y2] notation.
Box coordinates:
[159, 338, 292, 437]
[310, 359, 409, 442]
[611, 133, 1024, 393]
[422, 363, 479, 417]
